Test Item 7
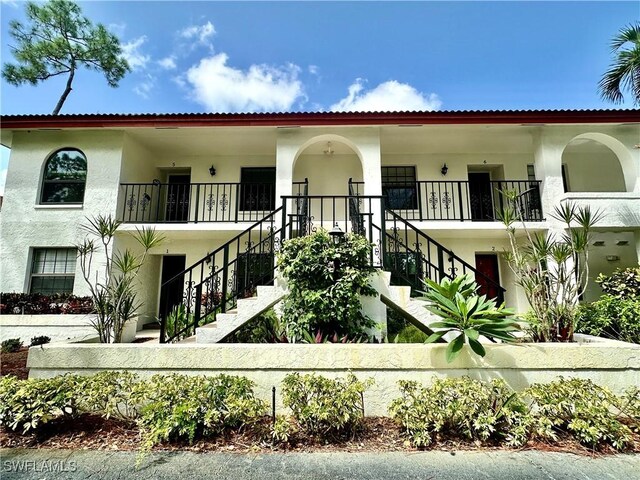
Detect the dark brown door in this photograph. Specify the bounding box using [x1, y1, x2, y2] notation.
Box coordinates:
[468, 172, 494, 221]
[159, 255, 186, 320]
[165, 174, 191, 221]
[475, 254, 503, 303]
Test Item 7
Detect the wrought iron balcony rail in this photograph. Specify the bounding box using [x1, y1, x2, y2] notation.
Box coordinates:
[349, 179, 543, 222]
[119, 180, 307, 224]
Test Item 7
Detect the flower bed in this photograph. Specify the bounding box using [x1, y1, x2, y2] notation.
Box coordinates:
[0, 293, 93, 315]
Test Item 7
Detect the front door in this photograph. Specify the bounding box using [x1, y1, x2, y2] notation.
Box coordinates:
[158, 255, 186, 320]
[468, 172, 494, 221]
[165, 174, 191, 222]
[474, 254, 503, 303]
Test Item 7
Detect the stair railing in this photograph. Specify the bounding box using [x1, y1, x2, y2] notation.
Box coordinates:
[159, 207, 284, 343]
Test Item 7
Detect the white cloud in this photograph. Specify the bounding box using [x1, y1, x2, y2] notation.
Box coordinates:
[182, 53, 304, 112]
[308, 65, 319, 75]
[121, 36, 150, 71]
[133, 74, 156, 99]
[330, 79, 442, 112]
[107, 23, 126, 37]
[158, 56, 177, 70]
[0, 0, 19, 8]
[179, 21, 216, 49]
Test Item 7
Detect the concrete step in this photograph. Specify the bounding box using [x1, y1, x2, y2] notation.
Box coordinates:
[196, 287, 286, 343]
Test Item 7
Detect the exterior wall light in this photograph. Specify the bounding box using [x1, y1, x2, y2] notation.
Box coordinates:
[441, 163, 448, 176]
[209, 165, 216, 177]
[329, 223, 345, 245]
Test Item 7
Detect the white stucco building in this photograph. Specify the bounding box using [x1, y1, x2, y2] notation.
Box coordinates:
[1, 109, 638, 341]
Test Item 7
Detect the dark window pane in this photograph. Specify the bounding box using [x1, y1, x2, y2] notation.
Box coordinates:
[240, 168, 276, 211]
[382, 166, 417, 209]
[30, 248, 77, 294]
[30, 276, 74, 295]
[41, 148, 87, 204]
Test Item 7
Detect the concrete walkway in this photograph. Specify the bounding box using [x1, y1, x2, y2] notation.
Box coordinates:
[1, 448, 639, 480]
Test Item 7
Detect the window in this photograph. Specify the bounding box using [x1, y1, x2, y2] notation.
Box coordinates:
[240, 167, 276, 211]
[526, 164, 536, 181]
[382, 166, 417, 210]
[40, 148, 87, 204]
[30, 248, 77, 294]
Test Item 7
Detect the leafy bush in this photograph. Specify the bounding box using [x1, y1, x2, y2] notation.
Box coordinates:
[137, 374, 266, 454]
[525, 378, 633, 450]
[78, 371, 145, 422]
[1, 338, 23, 353]
[270, 415, 296, 444]
[596, 266, 640, 298]
[0, 292, 93, 315]
[29, 335, 51, 347]
[277, 231, 377, 341]
[393, 324, 429, 343]
[282, 372, 372, 439]
[575, 295, 640, 344]
[617, 387, 640, 433]
[0, 375, 85, 433]
[225, 309, 287, 343]
[389, 377, 530, 448]
[422, 274, 520, 362]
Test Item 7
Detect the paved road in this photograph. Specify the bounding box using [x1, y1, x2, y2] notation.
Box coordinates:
[1, 448, 639, 480]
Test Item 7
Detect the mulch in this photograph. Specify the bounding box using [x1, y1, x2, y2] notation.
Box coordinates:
[0, 348, 29, 380]
[1, 416, 637, 456]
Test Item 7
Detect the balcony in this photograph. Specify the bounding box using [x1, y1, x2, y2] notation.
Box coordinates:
[351, 179, 543, 222]
[119, 181, 307, 224]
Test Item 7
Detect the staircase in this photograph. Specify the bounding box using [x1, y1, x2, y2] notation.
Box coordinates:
[195, 284, 286, 343]
[159, 193, 506, 344]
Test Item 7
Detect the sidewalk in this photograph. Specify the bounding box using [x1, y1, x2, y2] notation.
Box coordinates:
[2, 448, 639, 480]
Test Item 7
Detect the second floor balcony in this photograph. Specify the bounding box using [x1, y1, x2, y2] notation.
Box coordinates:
[119, 178, 543, 224]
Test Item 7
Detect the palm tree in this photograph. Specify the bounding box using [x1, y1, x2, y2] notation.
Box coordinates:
[598, 23, 640, 105]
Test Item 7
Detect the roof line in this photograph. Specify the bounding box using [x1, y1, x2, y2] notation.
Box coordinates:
[1, 109, 638, 129]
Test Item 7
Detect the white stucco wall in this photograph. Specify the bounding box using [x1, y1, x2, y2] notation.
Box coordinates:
[0, 130, 125, 295]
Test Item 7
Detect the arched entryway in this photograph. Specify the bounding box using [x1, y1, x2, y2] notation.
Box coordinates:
[292, 135, 364, 195]
[561, 133, 636, 193]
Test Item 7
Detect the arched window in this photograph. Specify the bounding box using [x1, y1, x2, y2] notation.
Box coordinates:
[40, 148, 87, 204]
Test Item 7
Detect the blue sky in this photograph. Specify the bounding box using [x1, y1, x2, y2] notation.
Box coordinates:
[0, 1, 638, 192]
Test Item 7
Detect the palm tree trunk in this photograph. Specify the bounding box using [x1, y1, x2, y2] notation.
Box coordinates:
[52, 68, 74, 115]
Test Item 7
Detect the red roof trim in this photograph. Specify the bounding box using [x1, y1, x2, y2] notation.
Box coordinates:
[1, 110, 638, 129]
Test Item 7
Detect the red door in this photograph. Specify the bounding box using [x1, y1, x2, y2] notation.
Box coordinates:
[474, 254, 503, 303]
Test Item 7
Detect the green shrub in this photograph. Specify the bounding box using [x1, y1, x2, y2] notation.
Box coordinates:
[137, 374, 266, 454]
[389, 377, 530, 448]
[0, 375, 85, 433]
[1, 338, 23, 353]
[421, 274, 520, 362]
[281, 372, 372, 438]
[525, 378, 633, 450]
[271, 415, 296, 444]
[575, 295, 640, 344]
[393, 324, 429, 343]
[277, 231, 377, 341]
[29, 335, 51, 347]
[225, 309, 287, 343]
[617, 387, 640, 433]
[596, 266, 640, 298]
[79, 371, 145, 422]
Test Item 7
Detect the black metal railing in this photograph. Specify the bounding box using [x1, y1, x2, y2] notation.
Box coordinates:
[160, 207, 284, 343]
[349, 179, 543, 222]
[384, 209, 506, 302]
[120, 180, 307, 223]
[281, 195, 386, 268]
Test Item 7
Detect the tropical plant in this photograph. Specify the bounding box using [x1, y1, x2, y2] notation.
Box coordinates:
[277, 231, 377, 342]
[76, 215, 163, 343]
[281, 372, 372, 439]
[29, 335, 51, 347]
[596, 266, 640, 298]
[1, 0, 130, 114]
[499, 196, 603, 342]
[421, 274, 520, 362]
[575, 295, 640, 344]
[389, 377, 531, 447]
[598, 22, 640, 105]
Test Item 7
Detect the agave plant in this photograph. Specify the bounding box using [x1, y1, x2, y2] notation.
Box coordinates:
[422, 274, 520, 362]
